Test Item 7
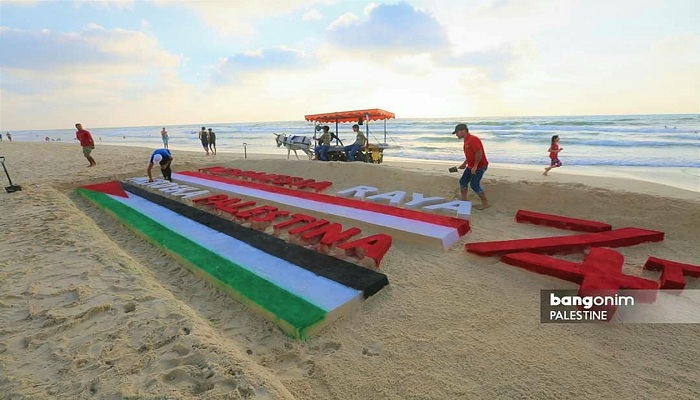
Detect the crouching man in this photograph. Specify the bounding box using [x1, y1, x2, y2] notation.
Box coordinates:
[147, 148, 174, 182]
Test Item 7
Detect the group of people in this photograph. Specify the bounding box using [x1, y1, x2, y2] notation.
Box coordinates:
[161, 126, 217, 156]
[452, 123, 565, 210]
[314, 124, 368, 162]
[198, 127, 217, 155]
[74, 123, 172, 182]
[71, 121, 567, 212]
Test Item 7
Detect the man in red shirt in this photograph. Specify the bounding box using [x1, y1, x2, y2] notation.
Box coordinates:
[453, 123, 490, 209]
[75, 123, 96, 167]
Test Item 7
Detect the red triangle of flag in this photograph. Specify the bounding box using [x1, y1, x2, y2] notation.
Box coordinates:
[80, 181, 128, 198]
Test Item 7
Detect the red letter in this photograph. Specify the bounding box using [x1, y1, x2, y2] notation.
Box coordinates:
[192, 194, 227, 204]
[273, 213, 316, 235]
[300, 223, 362, 249]
[644, 257, 700, 291]
[236, 205, 278, 220]
[337, 234, 393, 268]
[250, 210, 291, 231]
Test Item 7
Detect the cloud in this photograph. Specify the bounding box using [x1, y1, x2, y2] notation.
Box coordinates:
[161, 1, 320, 37]
[0, 24, 191, 129]
[213, 46, 316, 83]
[326, 2, 447, 54]
[439, 44, 518, 81]
[72, 0, 135, 9]
[302, 8, 323, 21]
[0, 0, 40, 6]
[0, 25, 179, 73]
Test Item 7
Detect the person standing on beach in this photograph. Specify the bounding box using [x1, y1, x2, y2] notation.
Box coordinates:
[6, 132, 11, 142]
[199, 127, 209, 155]
[147, 148, 174, 182]
[75, 123, 96, 167]
[208, 128, 217, 155]
[543, 135, 563, 176]
[453, 123, 490, 209]
[161, 127, 169, 149]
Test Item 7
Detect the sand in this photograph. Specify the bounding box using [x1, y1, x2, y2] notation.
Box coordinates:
[1, 142, 699, 400]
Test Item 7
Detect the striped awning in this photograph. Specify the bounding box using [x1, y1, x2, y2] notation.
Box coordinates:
[305, 108, 395, 123]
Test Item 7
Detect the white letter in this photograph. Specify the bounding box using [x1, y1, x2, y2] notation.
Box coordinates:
[180, 190, 211, 199]
[336, 185, 378, 200]
[422, 200, 472, 220]
[403, 193, 445, 209]
[153, 183, 180, 191]
[366, 190, 407, 206]
[128, 177, 150, 184]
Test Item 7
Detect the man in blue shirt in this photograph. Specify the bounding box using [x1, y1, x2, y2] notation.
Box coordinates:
[147, 148, 173, 182]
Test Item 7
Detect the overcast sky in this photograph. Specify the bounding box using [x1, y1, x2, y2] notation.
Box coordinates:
[1, 0, 698, 130]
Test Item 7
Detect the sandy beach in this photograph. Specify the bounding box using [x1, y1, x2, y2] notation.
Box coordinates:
[1, 142, 699, 400]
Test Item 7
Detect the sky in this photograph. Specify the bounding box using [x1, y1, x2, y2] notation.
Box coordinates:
[0, 0, 698, 130]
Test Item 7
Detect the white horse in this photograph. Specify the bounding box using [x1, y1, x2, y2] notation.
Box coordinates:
[274, 133, 313, 160]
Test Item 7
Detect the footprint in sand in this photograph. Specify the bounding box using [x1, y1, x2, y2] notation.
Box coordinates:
[362, 341, 384, 356]
[321, 341, 341, 355]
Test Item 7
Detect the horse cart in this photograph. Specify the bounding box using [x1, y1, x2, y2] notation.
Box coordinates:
[304, 108, 395, 164]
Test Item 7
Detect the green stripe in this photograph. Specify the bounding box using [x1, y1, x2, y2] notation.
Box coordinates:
[77, 188, 327, 339]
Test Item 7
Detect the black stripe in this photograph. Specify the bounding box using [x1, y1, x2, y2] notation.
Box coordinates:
[122, 182, 389, 297]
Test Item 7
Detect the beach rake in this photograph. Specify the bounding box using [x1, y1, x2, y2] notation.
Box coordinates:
[0, 156, 22, 193]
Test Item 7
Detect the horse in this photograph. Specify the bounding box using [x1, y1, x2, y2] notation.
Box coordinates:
[274, 133, 313, 160]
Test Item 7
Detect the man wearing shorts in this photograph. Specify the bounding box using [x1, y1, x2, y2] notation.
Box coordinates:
[161, 127, 169, 149]
[199, 127, 209, 155]
[75, 123, 96, 167]
[453, 123, 490, 210]
[147, 148, 174, 182]
[207, 128, 217, 155]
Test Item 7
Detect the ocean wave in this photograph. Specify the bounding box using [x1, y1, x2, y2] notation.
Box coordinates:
[390, 150, 700, 168]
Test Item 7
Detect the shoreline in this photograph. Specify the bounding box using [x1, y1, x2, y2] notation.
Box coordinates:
[5, 141, 697, 200]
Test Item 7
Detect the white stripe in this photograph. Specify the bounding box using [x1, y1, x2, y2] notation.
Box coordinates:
[109, 192, 362, 312]
[173, 173, 460, 248]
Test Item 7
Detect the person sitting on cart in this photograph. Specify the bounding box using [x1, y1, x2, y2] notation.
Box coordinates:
[315, 125, 331, 161]
[344, 124, 367, 162]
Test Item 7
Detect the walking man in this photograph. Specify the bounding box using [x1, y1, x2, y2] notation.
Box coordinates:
[453, 123, 490, 209]
[75, 123, 96, 167]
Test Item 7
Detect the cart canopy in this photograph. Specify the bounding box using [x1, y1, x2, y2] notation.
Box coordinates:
[305, 108, 395, 123]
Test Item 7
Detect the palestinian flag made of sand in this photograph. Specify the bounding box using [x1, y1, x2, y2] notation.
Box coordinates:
[77, 181, 388, 339]
[174, 170, 470, 248]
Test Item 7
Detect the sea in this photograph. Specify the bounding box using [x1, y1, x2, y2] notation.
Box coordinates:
[5, 114, 699, 168]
